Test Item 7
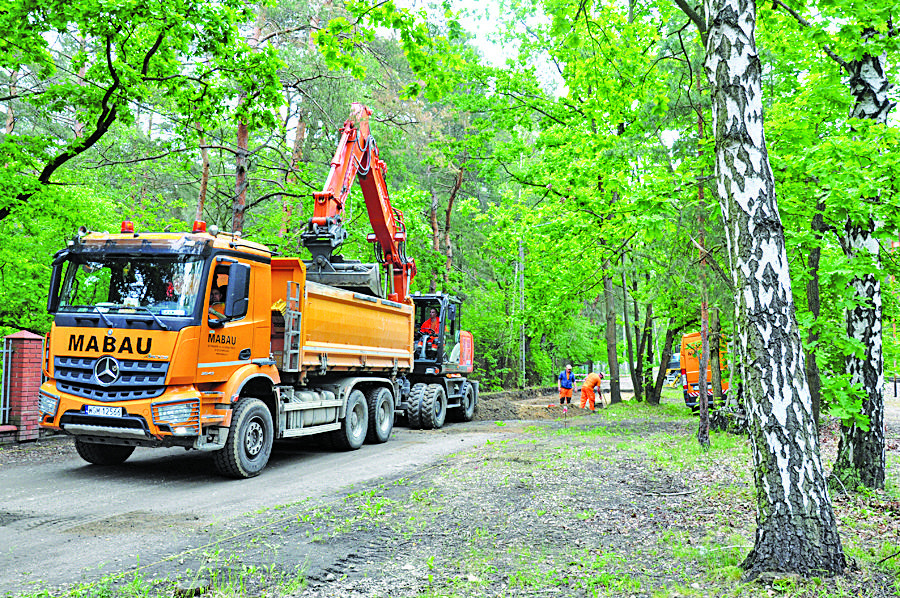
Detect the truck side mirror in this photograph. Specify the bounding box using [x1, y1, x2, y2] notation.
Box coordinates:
[448, 304, 456, 321]
[46, 252, 69, 313]
[47, 266, 63, 313]
[224, 263, 251, 319]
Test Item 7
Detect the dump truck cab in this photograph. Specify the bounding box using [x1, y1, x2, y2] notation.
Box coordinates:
[40, 222, 277, 459]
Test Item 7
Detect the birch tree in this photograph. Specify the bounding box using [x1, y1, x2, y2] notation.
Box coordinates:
[770, 0, 897, 491]
[675, 0, 846, 577]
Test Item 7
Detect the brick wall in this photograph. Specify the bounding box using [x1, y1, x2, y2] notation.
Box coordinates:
[4, 331, 44, 443]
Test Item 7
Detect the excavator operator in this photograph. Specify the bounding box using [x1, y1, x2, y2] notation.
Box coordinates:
[419, 308, 440, 337]
[417, 307, 441, 358]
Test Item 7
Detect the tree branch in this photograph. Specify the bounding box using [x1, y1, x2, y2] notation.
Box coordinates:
[672, 0, 707, 46]
[771, 0, 851, 72]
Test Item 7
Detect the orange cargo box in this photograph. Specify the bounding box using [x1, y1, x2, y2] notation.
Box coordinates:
[270, 258, 414, 376]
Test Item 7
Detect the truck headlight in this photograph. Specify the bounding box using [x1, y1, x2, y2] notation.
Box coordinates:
[39, 391, 59, 417]
[152, 401, 199, 433]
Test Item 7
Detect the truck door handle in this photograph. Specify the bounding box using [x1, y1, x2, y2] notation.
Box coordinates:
[239, 348, 251, 360]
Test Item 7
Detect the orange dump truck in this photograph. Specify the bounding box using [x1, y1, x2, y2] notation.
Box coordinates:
[679, 331, 729, 411]
[37, 222, 476, 477]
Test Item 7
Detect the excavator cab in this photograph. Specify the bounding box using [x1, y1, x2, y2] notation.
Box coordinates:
[412, 294, 472, 375]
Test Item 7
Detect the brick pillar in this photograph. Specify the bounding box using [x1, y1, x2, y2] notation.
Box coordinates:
[6, 331, 44, 442]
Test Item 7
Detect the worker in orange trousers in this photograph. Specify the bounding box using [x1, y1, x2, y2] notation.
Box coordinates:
[580, 372, 604, 411]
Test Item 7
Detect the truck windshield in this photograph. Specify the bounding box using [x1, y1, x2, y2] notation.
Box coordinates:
[58, 255, 205, 317]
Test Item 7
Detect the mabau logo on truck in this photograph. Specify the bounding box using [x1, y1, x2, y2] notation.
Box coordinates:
[208, 333, 237, 345]
[68, 334, 152, 355]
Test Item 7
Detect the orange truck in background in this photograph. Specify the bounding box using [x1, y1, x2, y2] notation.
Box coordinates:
[37, 105, 478, 478]
[679, 331, 729, 411]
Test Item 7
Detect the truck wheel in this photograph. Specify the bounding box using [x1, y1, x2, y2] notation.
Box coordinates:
[456, 381, 477, 422]
[365, 387, 394, 444]
[331, 389, 368, 450]
[406, 383, 427, 429]
[421, 384, 447, 430]
[213, 398, 273, 479]
[75, 439, 135, 465]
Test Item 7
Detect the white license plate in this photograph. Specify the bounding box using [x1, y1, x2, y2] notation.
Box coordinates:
[85, 405, 124, 417]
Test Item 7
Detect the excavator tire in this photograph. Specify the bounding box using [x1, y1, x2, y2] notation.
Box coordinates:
[420, 383, 447, 430]
[75, 439, 135, 465]
[406, 383, 427, 429]
[365, 386, 394, 444]
[213, 397, 273, 478]
[330, 389, 368, 451]
[452, 380, 477, 422]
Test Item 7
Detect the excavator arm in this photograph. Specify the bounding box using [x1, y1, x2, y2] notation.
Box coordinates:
[302, 103, 417, 303]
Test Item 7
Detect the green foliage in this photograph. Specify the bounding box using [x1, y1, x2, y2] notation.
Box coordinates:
[314, 0, 466, 101]
[0, 0, 897, 402]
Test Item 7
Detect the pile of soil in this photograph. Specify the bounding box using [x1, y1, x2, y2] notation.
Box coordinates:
[475, 388, 619, 422]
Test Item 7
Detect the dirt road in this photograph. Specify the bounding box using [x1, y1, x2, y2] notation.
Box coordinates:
[2, 386, 898, 597]
[0, 420, 526, 596]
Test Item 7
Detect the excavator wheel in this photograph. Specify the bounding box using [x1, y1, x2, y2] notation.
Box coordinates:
[453, 381, 477, 422]
[365, 386, 394, 444]
[406, 383, 427, 429]
[213, 397, 273, 478]
[75, 439, 135, 465]
[420, 383, 447, 430]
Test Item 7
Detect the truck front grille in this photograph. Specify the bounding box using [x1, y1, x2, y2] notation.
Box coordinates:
[54, 356, 168, 402]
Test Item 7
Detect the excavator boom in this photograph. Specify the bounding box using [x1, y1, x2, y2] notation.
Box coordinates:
[302, 103, 416, 303]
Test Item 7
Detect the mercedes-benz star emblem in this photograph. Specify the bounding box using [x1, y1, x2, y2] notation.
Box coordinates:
[94, 356, 120, 386]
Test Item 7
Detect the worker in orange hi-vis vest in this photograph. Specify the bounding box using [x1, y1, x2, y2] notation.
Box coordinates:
[419, 308, 440, 337]
[580, 371, 605, 412]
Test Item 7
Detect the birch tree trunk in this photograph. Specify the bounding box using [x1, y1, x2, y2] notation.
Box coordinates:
[832, 48, 890, 490]
[703, 0, 845, 577]
[835, 216, 885, 489]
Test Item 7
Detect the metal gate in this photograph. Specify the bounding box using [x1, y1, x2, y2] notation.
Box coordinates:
[0, 338, 12, 425]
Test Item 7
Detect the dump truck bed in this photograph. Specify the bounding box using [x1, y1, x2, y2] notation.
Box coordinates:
[270, 258, 414, 376]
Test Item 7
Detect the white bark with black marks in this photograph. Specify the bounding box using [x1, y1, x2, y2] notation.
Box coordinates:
[836, 219, 885, 489]
[703, 0, 845, 577]
[833, 46, 891, 489]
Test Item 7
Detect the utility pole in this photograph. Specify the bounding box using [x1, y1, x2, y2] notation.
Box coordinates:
[519, 239, 526, 389]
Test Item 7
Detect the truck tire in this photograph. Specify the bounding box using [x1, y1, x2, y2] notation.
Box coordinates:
[330, 389, 368, 450]
[454, 381, 477, 422]
[420, 383, 447, 430]
[213, 398, 273, 479]
[74, 439, 135, 465]
[406, 383, 427, 429]
[365, 387, 394, 444]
